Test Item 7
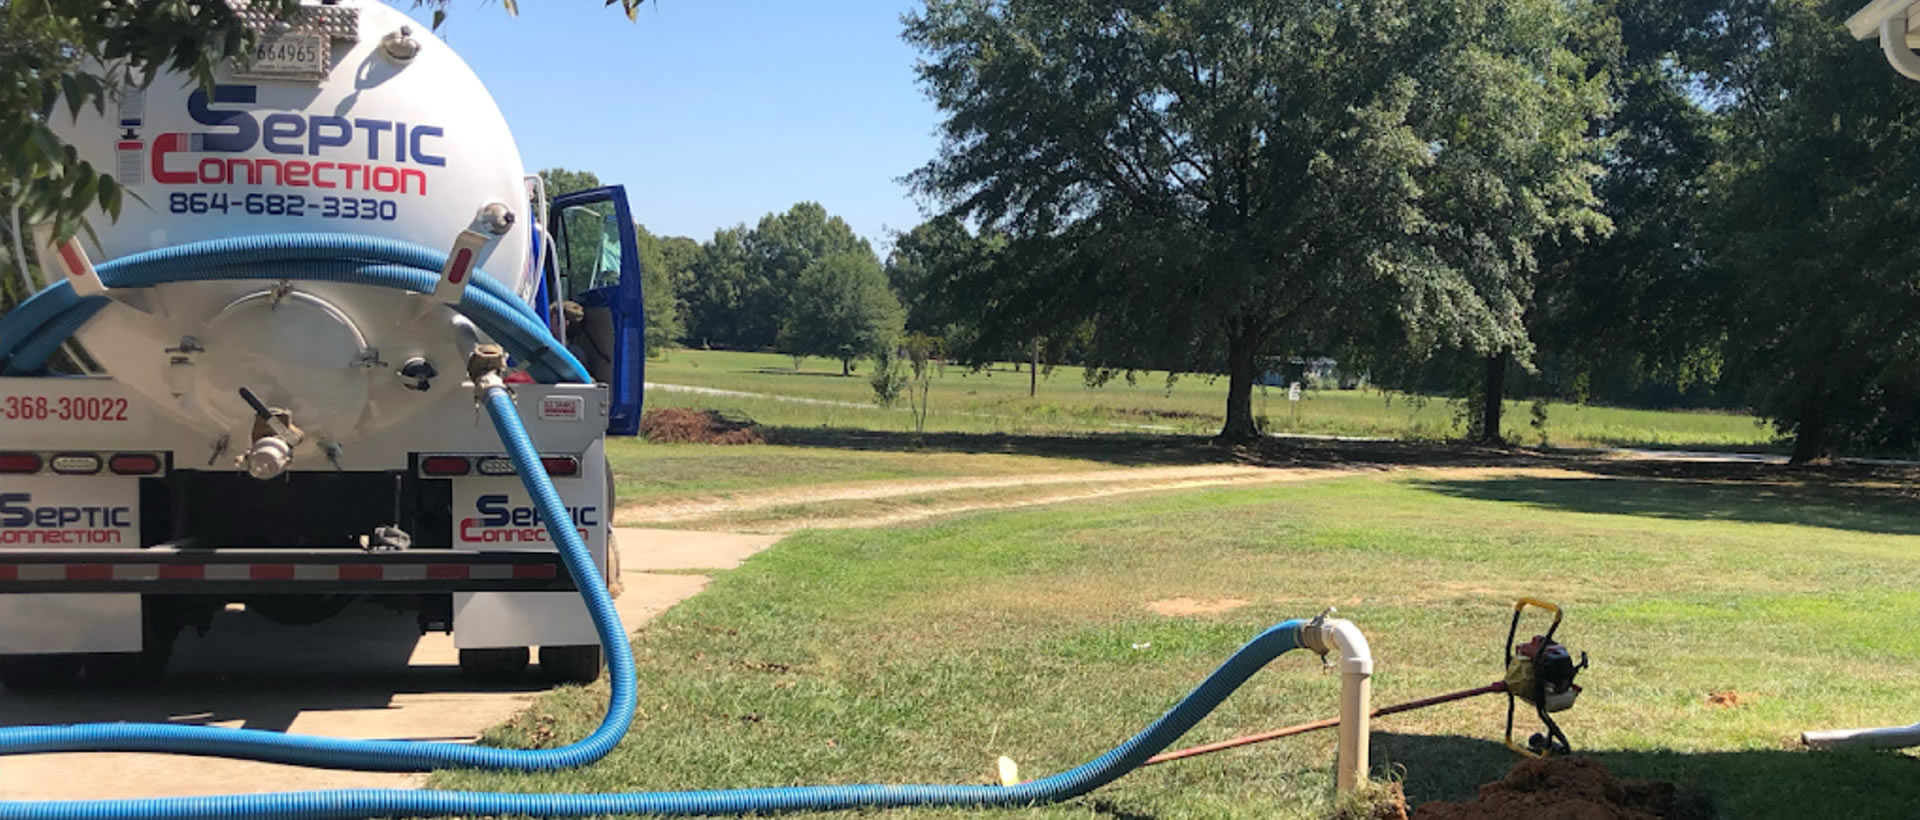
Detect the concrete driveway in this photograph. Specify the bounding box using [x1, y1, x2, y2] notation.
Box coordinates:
[0, 528, 777, 800]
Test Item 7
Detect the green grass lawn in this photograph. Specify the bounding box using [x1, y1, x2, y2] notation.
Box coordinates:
[435, 470, 1920, 818]
[645, 349, 1776, 450]
[606, 439, 1117, 503]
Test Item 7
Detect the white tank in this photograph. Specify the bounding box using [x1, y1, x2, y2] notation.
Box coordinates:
[48, 0, 538, 463]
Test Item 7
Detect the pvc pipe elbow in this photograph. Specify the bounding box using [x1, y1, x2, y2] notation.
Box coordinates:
[1324, 618, 1373, 677]
[1883, 18, 1920, 82]
[1301, 617, 1374, 676]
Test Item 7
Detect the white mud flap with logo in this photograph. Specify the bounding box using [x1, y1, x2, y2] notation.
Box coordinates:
[449, 439, 609, 650]
[0, 476, 146, 653]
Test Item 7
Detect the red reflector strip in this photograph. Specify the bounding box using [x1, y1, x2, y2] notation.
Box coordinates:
[66, 564, 112, 581]
[0, 453, 42, 474]
[249, 565, 296, 581]
[57, 241, 90, 281]
[158, 565, 205, 581]
[541, 456, 580, 476]
[448, 247, 473, 285]
[0, 563, 566, 584]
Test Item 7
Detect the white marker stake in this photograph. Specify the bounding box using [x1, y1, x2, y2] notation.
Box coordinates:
[433, 229, 491, 305]
[32, 223, 107, 297]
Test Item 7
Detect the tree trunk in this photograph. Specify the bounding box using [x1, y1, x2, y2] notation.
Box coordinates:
[1218, 332, 1262, 442]
[1790, 402, 1829, 465]
[1479, 350, 1509, 444]
[841, 357, 851, 376]
[1030, 339, 1039, 398]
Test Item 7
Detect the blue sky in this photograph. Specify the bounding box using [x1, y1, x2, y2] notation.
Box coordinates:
[405, 1, 942, 251]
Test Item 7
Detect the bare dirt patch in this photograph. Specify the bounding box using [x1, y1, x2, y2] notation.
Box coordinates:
[1146, 597, 1251, 616]
[640, 409, 764, 445]
[622, 464, 1338, 524]
[623, 464, 1605, 532]
[1415, 756, 1695, 820]
[1705, 690, 1752, 709]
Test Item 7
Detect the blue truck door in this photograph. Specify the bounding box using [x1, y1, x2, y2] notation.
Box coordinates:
[548, 185, 645, 436]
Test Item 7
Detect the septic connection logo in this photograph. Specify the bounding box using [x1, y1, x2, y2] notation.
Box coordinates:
[118, 85, 446, 196]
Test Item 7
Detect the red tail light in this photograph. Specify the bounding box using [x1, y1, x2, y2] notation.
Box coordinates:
[541, 456, 579, 476]
[0, 453, 41, 474]
[421, 456, 471, 476]
[108, 453, 163, 475]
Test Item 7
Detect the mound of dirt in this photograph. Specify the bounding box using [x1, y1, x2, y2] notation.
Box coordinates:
[1705, 690, 1751, 708]
[640, 409, 765, 445]
[1415, 756, 1681, 820]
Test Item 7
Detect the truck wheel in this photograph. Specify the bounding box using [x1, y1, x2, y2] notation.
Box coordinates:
[458, 647, 529, 681]
[538, 645, 602, 685]
[605, 460, 623, 599]
[0, 655, 83, 693]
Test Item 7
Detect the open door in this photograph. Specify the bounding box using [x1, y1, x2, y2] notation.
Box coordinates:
[547, 185, 645, 436]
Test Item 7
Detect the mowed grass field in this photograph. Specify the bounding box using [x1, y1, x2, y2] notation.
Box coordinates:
[434, 469, 1920, 818]
[643, 349, 1775, 450]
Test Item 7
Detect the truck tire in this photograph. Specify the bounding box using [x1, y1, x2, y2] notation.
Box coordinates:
[605, 460, 623, 599]
[458, 646, 529, 681]
[0, 655, 83, 693]
[538, 645, 602, 685]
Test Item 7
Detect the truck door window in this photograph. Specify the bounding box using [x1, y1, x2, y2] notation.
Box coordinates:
[557, 202, 622, 297]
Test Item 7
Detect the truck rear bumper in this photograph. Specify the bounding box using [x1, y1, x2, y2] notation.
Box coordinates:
[0, 548, 573, 595]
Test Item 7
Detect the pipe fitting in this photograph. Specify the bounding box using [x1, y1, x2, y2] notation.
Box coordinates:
[381, 25, 422, 63]
[1302, 611, 1374, 794]
[1803, 722, 1920, 751]
[244, 435, 293, 480]
[1885, 18, 1920, 82]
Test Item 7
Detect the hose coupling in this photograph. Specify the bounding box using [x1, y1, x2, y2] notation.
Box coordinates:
[1301, 606, 1337, 661]
[468, 343, 510, 396]
[244, 436, 292, 480]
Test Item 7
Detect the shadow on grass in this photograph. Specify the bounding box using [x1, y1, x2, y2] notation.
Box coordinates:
[1409, 475, 1920, 536]
[749, 368, 860, 379]
[761, 427, 1560, 470]
[0, 604, 549, 734]
[1372, 731, 1919, 819]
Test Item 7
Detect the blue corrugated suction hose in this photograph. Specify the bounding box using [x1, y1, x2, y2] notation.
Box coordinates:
[0, 234, 1323, 818]
[0, 234, 584, 383]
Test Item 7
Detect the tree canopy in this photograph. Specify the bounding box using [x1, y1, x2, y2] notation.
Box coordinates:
[683, 202, 875, 351]
[905, 0, 1610, 439]
[1705, 0, 1920, 462]
[779, 251, 905, 375]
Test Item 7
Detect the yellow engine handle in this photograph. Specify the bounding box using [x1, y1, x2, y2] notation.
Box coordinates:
[1513, 597, 1563, 632]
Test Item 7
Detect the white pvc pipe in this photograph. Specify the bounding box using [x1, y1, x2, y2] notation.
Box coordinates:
[1883, 18, 1920, 82]
[1803, 722, 1920, 750]
[1303, 617, 1374, 793]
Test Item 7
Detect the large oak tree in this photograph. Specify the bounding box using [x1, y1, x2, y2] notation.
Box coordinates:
[905, 0, 1608, 440]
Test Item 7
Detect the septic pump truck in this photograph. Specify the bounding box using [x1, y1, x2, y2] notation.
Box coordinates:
[0, 0, 648, 692]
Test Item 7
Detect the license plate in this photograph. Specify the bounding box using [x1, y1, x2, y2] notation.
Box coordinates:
[240, 32, 328, 79]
